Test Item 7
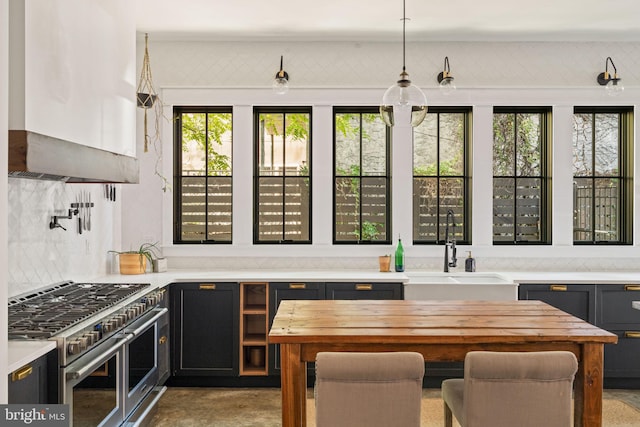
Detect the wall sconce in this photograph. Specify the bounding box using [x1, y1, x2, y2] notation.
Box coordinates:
[596, 57, 624, 96]
[437, 56, 456, 95]
[272, 56, 290, 95]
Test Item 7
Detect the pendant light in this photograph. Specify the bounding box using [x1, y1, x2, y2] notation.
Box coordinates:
[272, 55, 290, 95]
[596, 57, 624, 96]
[437, 56, 456, 95]
[380, 0, 427, 127]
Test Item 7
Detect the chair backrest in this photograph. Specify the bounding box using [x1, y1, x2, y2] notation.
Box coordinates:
[315, 351, 425, 427]
[463, 351, 578, 427]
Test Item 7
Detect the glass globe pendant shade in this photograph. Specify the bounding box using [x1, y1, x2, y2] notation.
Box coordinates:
[438, 73, 456, 96]
[379, 71, 428, 127]
[605, 77, 624, 96]
[272, 70, 289, 95]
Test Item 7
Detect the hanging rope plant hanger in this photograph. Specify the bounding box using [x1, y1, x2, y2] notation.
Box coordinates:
[136, 33, 158, 153]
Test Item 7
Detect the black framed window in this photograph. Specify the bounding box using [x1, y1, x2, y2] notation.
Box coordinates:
[173, 107, 233, 243]
[254, 107, 311, 244]
[413, 107, 471, 244]
[572, 106, 633, 244]
[333, 107, 390, 243]
[493, 107, 551, 244]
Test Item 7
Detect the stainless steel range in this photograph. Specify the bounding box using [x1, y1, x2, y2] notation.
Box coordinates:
[9, 281, 169, 427]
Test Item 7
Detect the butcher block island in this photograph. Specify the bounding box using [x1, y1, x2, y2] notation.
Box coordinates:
[269, 299, 618, 427]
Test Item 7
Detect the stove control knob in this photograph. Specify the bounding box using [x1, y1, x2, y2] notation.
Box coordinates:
[83, 333, 95, 346]
[77, 336, 88, 350]
[68, 341, 82, 355]
[137, 303, 147, 314]
[102, 320, 113, 333]
[87, 331, 100, 344]
[116, 314, 127, 325]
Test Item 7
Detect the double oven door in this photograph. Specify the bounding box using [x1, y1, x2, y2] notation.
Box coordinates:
[62, 308, 168, 427]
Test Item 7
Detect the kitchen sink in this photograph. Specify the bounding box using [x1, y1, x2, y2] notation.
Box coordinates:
[404, 272, 517, 301]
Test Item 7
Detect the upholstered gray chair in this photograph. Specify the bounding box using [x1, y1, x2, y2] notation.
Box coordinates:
[441, 351, 578, 427]
[315, 351, 425, 427]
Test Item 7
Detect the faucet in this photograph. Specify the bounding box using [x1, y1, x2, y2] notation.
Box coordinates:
[444, 209, 457, 272]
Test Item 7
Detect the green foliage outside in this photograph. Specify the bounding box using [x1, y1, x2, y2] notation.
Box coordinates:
[181, 113, 232, 175]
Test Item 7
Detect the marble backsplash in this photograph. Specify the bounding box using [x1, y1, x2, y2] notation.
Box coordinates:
[7, 178, 117, 297]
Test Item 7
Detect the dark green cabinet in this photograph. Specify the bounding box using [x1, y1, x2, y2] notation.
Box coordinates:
[171, 282, 239, 377]
[519, 282, 640, 385]
[268, 282, 325, 375]
[326, 282, 403, 300]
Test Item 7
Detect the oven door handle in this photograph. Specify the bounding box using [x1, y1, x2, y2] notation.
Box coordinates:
[124, 307, 168, 336]
[65, 334, 132, 381]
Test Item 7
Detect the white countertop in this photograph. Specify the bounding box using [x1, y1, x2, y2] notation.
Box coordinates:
[8, 341, 56, 373]
[633, 301, 640, 310]
[9, 268, 640, 371]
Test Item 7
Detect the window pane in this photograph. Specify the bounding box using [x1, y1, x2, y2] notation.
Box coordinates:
[335, 114, 360, 176]
[181, 177, 207, 241]
[413, 114, 437, 176]
[595, 178, 619, 242]
[207, 177, 232, 241]
[573, 178, 592, 241]
[284, 114, 310, 176]
[284, 178, 310, 241]
[516, 114, 541, 176]
[573, 113, 593, 176]
[258, 114, 284, 176]
[181, 113, 207, 175]
[335, 177, 360, 241]
[595, 114, 619, 176]
[515, 177, 541, 242]
[412, 178, 437, 240]
[257, 177, 284, 241]
[361, 177, 387, 241]
[439, 178, 465, 241]
[493, 113, 515, 176]
[439, 113, 465, 176]
[361, 114, 387, 176]
[493, 177, 514, 242]
[206, 113, 232, 176]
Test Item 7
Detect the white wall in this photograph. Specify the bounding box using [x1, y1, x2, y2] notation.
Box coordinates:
[1, 0, 9, 403]
[121, 39, 640, 272]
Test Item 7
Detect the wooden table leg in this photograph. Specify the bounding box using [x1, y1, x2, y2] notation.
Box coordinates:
[574, 343, 604, 427]
[280, 343, 307, 427]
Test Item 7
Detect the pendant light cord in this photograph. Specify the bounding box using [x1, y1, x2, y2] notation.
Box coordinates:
[402, 0, 406, 73]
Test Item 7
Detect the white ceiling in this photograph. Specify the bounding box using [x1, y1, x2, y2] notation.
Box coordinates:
[134, 0, 640, 42]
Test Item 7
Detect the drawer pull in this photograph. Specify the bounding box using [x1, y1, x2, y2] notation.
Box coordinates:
[199, 284, 216, 290]
[289, 283, 307, 289]
[624, 285, 640, 291]
[550, 285, 567, 292]
[625, 332, 640, 339]
[159, 336, 167, 345]
[355, 284, 373, 291]
[11, 365, 33, 382]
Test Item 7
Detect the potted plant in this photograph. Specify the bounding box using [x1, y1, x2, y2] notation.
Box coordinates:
[109, 243, 159, 275]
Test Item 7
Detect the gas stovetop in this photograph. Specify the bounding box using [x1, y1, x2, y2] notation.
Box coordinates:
[8, 281, 150, 339]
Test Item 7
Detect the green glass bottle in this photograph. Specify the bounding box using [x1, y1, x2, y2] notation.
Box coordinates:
[395, 236, 405, 272]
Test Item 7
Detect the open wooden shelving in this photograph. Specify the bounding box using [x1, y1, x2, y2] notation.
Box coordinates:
[239, 282, 268, 376]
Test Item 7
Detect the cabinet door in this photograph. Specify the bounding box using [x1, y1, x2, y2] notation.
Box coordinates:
[325, 282, 403, 300]
[597, 284, 640, 330]
[268, 282, 325, 375]
[604, 331, 640, 378]
[518, 284, 596, 323]
[171, 282, 239, 376]
[8, 351, 53, 404]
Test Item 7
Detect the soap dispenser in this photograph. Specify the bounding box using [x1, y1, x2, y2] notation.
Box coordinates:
[465, 251, 476, 272]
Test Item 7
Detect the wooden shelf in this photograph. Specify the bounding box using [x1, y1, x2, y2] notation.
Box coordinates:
[239, 282, 269, 376]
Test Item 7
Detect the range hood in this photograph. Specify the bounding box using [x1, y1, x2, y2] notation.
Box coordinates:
[8, 130, 139, 183]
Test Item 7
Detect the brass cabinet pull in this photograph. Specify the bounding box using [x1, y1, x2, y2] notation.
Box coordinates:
[550, 285, 567, 292]
[289, 283, 307, 289]
[11, 365, 33, 382]
[624, 285, 640, 291]
[159, 336, 167, 345]
[355, 284, 373, 291]
[624, 331, 640, 339]
[199, 284, 216, 290]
